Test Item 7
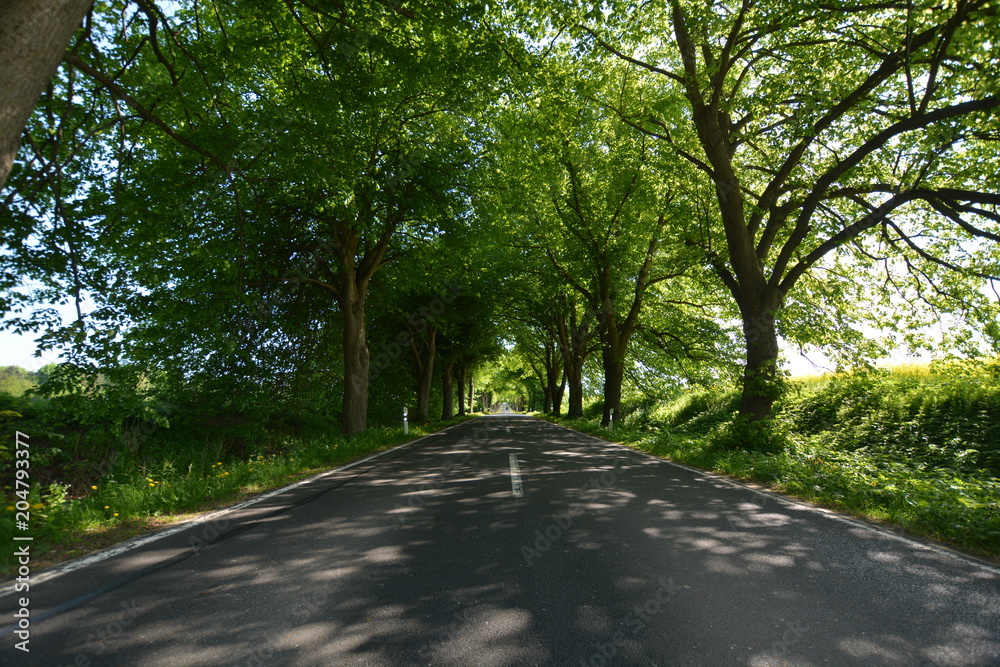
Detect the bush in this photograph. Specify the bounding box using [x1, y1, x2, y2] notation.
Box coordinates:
[705, 414, 789, 454]
[783, 361, 1000, 474]
[653, 389, 740, 433]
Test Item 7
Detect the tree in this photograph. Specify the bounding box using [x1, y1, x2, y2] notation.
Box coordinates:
[222, 1, 498, 434]
[5, 0, 511, 435]
[0, 0, 93, 189]
[500, 261, 571, 415]
[556, 294, 604, 418]
[373, 258, 458, 423]
[488, 59, 705, 425]
[512, 322, 565, 414]
[433, 289, 506, 419]
[574, 0, 1000, 425]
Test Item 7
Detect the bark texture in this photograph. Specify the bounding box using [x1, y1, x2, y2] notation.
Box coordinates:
[440, 361, 454, 420]
[339, 275, 369, 435]
[0, 0, 92, 188]
[412, 325, 437, 422]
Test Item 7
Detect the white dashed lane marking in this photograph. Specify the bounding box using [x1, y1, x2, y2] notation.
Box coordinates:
[509, 453, 524, 498]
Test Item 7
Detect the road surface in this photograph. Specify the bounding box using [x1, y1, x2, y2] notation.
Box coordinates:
[1, 414, 997, 665]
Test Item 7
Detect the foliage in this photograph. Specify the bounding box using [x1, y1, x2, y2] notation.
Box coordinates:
[0, 366, 39, 397]
[1, 0, 1000, 569]
[785, 361, 1000, 473]
[546, 0, 1000, 423]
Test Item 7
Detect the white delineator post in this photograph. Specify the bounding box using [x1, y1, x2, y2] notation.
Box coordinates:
[403, 407, 408, 435]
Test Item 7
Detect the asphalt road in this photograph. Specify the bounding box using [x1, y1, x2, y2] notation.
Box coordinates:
[1, 414, 998, 666]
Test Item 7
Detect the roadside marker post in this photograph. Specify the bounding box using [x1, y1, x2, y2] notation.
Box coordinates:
[403, 407, 408, 435]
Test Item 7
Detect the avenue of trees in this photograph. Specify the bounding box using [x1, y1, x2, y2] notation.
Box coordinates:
[1, 0, 998, 450]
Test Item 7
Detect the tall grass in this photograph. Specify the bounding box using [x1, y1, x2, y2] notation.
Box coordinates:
[785, 362, 1000, 473]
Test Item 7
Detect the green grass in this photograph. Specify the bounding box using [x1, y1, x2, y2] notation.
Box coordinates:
[0, 415, 477, 577]
[547, 360, 1000, 559]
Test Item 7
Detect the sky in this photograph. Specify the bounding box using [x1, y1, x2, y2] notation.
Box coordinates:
[0, 301, 75, 372]
[0, 300, 935, 378]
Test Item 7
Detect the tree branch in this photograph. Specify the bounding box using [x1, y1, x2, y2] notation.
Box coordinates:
[63, 52, 231, 172]
[576, 24, 684, 84]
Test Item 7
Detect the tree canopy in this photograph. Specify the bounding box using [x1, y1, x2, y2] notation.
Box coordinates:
[2, 0, 998, 448]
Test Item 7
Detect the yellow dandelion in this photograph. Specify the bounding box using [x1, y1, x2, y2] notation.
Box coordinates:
[5, 506, 13, 511]
[216, 462, 222, 466]
[148, 483, 155, 487]
[222, 472, 229, 476]
[91, 485, 98, 490]
[147, 478, 154, 482]
[31, 503, 44, 509]
[113, 513, 119, 516]
[104, 506, 110, 509]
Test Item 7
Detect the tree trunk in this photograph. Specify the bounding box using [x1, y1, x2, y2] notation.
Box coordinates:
[339, 280, 369, 435]
[0, 0, 92, 189]
[544, 347, 562, 416]
[566, 358, 584, 418]
[456, 364, 467, 416]
[564, 318, 587, 418]
[559, 307, 593, 419]
[468, 373, 474, 413]
[441, 361, 454, 420]
[739, 305, 781, 421]
[601, 340, 626, 427]
[414, 326, 437, 422]
[553, 372, 566, 416]
[541, 385, 552, 414]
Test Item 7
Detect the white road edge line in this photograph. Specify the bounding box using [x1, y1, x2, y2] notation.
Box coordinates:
[0, 418, 479, 598]
[509, 453, 524, 498]
[548, 418, 1000, 577]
